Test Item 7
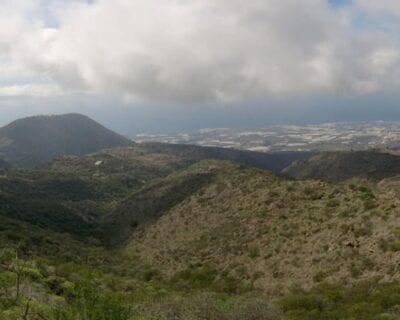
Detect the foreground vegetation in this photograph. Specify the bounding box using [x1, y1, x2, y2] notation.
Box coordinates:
[2, 195, 400, 319]
[2, 239, 400, 320]
[3, 146, 400, 319]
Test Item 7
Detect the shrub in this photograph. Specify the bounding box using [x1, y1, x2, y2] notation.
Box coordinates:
[350, 264, 362, 278]
[313, 271, 328, 283]
[326, 200, 340, 208]
[249, 245, 260, 258]
[232, 300, 282, 320]
[278, 280, 400, 320]
[50, 280, 132, 320]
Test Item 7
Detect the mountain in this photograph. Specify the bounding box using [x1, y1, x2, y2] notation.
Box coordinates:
[124, 160, 400, 295]
[0, 113, 132, 167]
[0, 141, 308, 242]
[2, 146, 400, 318]
[282, 150, 400, 181]
[0, 143, 306, 241]
[5, 153, 400, 295]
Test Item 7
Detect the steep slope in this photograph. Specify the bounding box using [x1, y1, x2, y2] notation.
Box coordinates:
[0, 113, 132, 167]
[6, 143, 400, 297]
[0, 143, 307, 242]
[0, 163, 151, 240]
[102, 162, 221, 245]
[4, 150, 400, 318]
[127, 160, 400, 295]
[282, 150, 400, 181]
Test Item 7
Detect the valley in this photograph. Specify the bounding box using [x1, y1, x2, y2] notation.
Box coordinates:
[2, 115, 400, 319]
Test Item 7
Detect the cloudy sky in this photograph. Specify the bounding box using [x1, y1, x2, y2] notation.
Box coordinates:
[1, 0, 400, 133]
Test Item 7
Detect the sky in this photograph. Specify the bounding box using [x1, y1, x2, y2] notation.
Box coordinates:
[1, 0, 400, 134]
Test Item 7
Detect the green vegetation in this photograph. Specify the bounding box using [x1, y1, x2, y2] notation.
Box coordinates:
[3, 234, 400, 320]
[0, 114, 132, 167]
[279, 280, 400, 320]
[283, 150, 400, 181]
[1, 131, 400, 319]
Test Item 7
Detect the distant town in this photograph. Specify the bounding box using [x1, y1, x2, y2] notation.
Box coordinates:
[133, 122, 400, 152]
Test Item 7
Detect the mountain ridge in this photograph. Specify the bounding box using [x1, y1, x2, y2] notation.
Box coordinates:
[282, 150, 400, 181]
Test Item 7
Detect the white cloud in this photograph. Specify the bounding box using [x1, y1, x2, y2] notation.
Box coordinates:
[0, 84, 62, 97]
[355, 0, 400, 16]
[1, 0, 400, 102]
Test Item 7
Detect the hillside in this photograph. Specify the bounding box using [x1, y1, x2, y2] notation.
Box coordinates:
[5, 147, 400, 293]
[0, 142, 308, 242]
[0, 114, 132, 167]
[282, 150, 400, 181]
[3, 146, 400, 318]
[102, 162, 223, 245]
[127, 160, 400, 295]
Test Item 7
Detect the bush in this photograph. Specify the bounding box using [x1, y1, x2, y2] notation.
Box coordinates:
[50, 280, 132, 320]
[278, 280, 400, 320]
[313, 271, 328, 283]
[232, 300, 282, 320]
[326, 200, 340, 208]
[138, 294, 281, 320]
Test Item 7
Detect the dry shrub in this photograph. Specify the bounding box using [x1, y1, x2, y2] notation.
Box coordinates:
[137, 294, 281, 320]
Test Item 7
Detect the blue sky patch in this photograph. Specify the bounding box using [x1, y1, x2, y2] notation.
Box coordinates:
[329, 0, 352, 8]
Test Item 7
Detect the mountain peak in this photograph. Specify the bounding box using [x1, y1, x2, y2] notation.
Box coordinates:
[0, 113, 132, 167]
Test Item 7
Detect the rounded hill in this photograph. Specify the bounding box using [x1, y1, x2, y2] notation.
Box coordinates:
[0, 113, 132, 167]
